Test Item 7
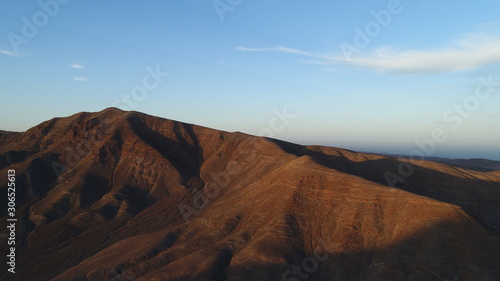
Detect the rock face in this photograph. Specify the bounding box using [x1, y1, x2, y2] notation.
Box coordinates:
[1, 108, 499, 281]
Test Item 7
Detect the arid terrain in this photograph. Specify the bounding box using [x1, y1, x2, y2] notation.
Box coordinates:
[1, 108, 499, 281]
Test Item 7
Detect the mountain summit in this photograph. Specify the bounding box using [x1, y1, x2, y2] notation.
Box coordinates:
[1, 108, 499, 281]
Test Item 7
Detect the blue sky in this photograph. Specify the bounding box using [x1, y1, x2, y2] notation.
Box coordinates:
[1, 0, 500, 160]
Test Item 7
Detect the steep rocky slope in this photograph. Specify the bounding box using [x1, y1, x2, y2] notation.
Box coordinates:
[1, 108, 499, 281]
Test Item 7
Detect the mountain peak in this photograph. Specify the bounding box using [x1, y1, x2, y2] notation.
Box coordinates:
[1, 109, 500, 281]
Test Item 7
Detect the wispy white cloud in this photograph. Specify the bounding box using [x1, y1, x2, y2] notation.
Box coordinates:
[71, 63, 85, 69]
[0, 49, 19, 57]
[342, 36, 500, 74]
[74, 76, 87, 82]
[316, 94, 376, 101]
[236, 46, 314, 57]
[237, 34, 500, 74]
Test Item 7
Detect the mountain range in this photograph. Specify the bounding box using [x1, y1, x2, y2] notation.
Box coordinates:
[1, 108, 499, 281]
[372, 153, 500, 173]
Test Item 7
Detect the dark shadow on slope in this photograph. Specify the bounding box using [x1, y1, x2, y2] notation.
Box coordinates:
[0, 153, 60, 217]
[161, 221, 500, 281]
[116, 185, 157, 215]
[27, 154, 60, 198]
[0, 150, 36, 170]
[4, 186, 500, 281]
[80, 174, 111, 208]
[269, 139, 500, 234]
[38, 219, 500, 281]
[127, 114, 205, 189]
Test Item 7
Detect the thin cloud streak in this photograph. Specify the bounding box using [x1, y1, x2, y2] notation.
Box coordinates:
[316, 95, 377, 102]
[237, 35, 500, 74]
[71, 63, 85, 69]
[236, 46, 314, 57]
[0, 50, 19, 57]
[74, 76, 87, 82]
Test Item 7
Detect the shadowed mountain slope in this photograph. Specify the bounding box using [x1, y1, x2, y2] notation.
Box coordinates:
[374, 153, 500, 172]
[1, 108, 499, 281]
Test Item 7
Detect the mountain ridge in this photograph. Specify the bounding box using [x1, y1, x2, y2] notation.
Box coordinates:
[372, 153, 500, 172]
[1, 108, 499, 281]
